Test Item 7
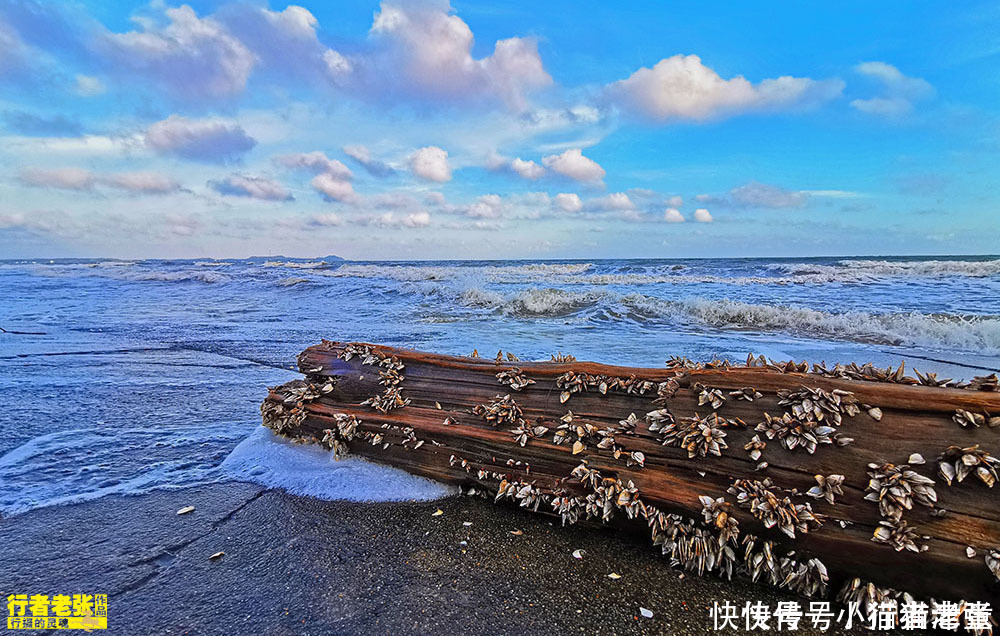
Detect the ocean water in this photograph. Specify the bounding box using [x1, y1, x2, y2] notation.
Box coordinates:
[1, 255, 999, 516]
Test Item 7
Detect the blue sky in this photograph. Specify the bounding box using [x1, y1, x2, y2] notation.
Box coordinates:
[0, 0, 997, 260]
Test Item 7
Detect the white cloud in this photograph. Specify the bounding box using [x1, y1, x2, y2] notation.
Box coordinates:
[730, 181, 807, 208]
[850, 62, 933, 117]
[145, 115, 256, 163]
[608, 54, 844, 122]
[553, 192, 582, 213]
[510, 157, 546, 179]
[664, 208, 685, 223]
[410, 146, 451, 182]
[210, 175, 292, 201]
[542, 148, 605, 183]
[19, 167, 95, 190]
[104, 171, 180, 194]
[274, 151, 352, 179]
[693, 208, 713, 223]
[355, 211, 431, 228]
[667, 195, 683, 208]
[100, 6, 255, 100]
[465, 194, 503, 218]
[311, 213, 343, 227]
[368, 2, 550, 109]
[311, 172, 355, 201]
[74, 75, 105, 97]
[343, 145, 395, 177]
[589, 192, 634, 211]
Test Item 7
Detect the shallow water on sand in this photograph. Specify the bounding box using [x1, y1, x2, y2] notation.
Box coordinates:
[1, 255, 998, 515]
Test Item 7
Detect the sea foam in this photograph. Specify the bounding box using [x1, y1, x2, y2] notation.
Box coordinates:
[221, 426, 455, 502]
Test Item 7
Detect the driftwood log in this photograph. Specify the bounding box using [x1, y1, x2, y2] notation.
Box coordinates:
[262, 340, 1000, 618]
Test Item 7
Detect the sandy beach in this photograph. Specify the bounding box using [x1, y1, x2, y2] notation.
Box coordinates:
[0, 481, 881, 635]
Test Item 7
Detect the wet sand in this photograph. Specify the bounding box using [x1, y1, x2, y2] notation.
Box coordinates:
[1, 483, 914, 635]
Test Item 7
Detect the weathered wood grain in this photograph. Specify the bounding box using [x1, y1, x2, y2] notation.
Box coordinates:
[263, 341, 1000, 610]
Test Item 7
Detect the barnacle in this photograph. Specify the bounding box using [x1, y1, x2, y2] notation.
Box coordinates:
[340, 342, 376, 363]
[915, 369, 958, 388]
[744, 435, 767, 462]
[806, 474, 845, 505]
[872, 519, 927, 553]
[495, 367, 536, 391]
[779, 556, 829, 599]
[361, 386, 410, 413]
[836, 578, 909, 620]
[937, 445, 999, 488]
[550, 352, 576, 363]
[728, 477, 821, 538]
[966, 373, 999, 392]
[473, 394, 524, 427]
[864, 462, 937, 522]
[729, 387, 763, 401]
[699, 495, 740, 544]
[813, 360, 917, 385]
[755, 412, 843, 454]
[320, 413, 361, 458]
[952, 409, 995, 428]
[777, 386, 860, 425]
[741, 536, 783, 586]
[681, 414, 728, 458]
[987, 549, 1000, 582]
[693, 382, 726, 410]
[653, 378, 682, 404]
[511, 423, 548, 447]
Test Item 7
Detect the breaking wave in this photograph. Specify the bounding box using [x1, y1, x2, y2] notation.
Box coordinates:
[277, 277, 312, 287]
[447, 286, 1000, 353]
[325, 262, 594, 283]
[778, 258, 1000, 279]
[263, 260, 329, 269]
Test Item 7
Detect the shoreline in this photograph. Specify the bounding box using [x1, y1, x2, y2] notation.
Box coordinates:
[0, 481, 856, 635]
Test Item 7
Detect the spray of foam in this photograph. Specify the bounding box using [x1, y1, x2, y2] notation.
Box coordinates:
[220, 426, 456, 502]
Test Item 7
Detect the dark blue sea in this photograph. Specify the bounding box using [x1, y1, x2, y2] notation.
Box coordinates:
[2, 255, 998, 515]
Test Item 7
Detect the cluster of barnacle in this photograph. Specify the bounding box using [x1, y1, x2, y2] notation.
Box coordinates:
[549, 492, 587, 526]
[550, 352, 576, 363]
[320, 413, 361, 457]
[667, 356, 734, 370]
[495, 367, 535, 391]
[836, 578, 918, 621]
[812, 360, 916, 384]
[699, 495, 740, 544]
[914, 369, 960, 388]
[473, 394, 525, 427]
[693, 383, 726, 410]
[361, 387, 410, 413]
[755, 412, 852, 454]
[967, 373, 999, 392]
[555, 371, 657, 403]
[495, 350, 520, 362]
[653, 377, 682, 403]
[937, 445, 999, 488]
[864, 461, 937, 522]
[744, 435, 768, 469]
[648, 411, 732, 458]
[777, 386, 861, 425]
[494, 479, 546, 513]
[552, 411, 609, 453]
[952, 409, 1000, 428]
[872, 519, 929, 553]
[744, 354, 810, 373]
[261, 382, 322, 434]
[339, 343, 380, 365]
[729, 387, 763, 402]
[778, 555, 829, 598]
[728, 477, 822, 538]
[511, 421, 549, 447]
[805, 474, 845, 505]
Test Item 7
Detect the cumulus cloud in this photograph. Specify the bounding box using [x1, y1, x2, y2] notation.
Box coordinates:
[553, 192, 582, 213]
[588, 192, 635, 211]
[730, 181, 807, 208]
[667, 195, 683, 208]
[311, 213, 343, 227]
[19, 167, 95, 190]
[274, 151, 352, 179]
[465, 194, 504, 218]
[850, 62, 933, 117]
[343, 145, 395, 177]
[541, 148, 605, 183]
[510, 157, 546, 180]
[355, 211, 431, 228]
[410, 146, 451, 182]
[209, 175, 292, 201]
[145, 115, 256, 163]
[608, 54, 844, 122]
[367, 2, 551, 109]
[99, 6, 255, 101]
[664, 208, 685, 223]
[311, 172, 356, 202]
[693, 208, 713, 223]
